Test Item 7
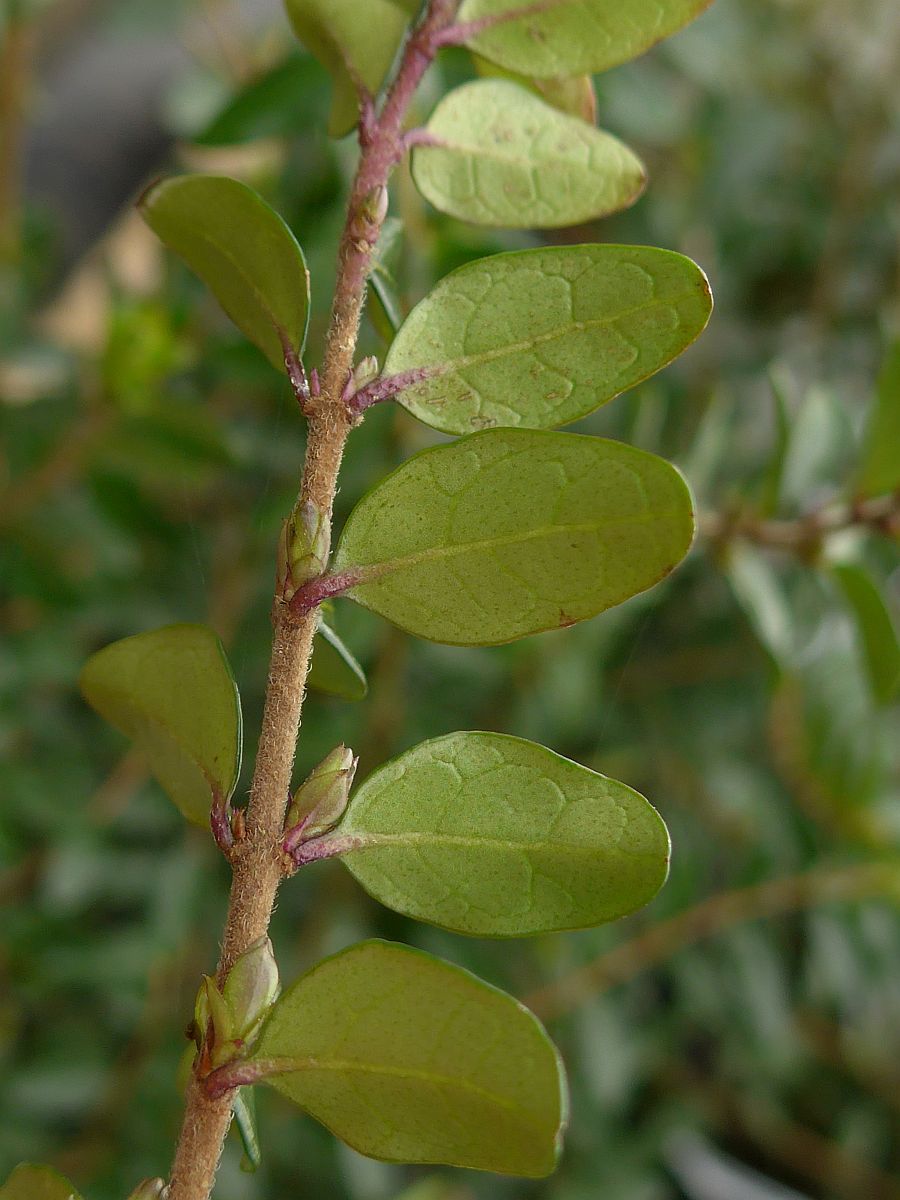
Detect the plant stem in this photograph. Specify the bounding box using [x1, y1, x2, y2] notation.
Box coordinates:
[526, 861, 894, 1022]
[164, 5, 460, 1198]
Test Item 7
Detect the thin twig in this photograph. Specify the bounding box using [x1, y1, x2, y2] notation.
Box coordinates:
[164, 5, 462, 1198]
[701, 491, 899, 554]
[526, 862, 894, 1023]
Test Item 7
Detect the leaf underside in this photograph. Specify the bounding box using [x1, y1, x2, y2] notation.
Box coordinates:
[308, 619, 368, 701]
[79, 623, 242, 826]
[139, 174, 309, 371]
[0, 1164, 82, 1200]
[385, 243, 712, 433]
[412, 80, 645, 228]
[459, 0, 716, 77]
[253, 940, 566, 1176]
[339, 731, 670, 935]
[285, 0, 418, 136]
[335, 428, 695, 645]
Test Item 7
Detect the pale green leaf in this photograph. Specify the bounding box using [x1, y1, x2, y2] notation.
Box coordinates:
[80, 623, 242, 826]
[337, 731, 669, 935]
[725, 543, 793, 667]
[832, 563, 900, 705]
[285, 0, 419, 137]
[472, 52, 596, 123]
[334, 428, 694, 645]
[412, 80, 645, 228]
[139, 174, 309, 371]
[233, 1088, 262, 1173]
[308, 619, 368, 701]
[459, 0, 715, 78]
[252, 940, 566, 1175]
[0, 1165, 82, 1200]
[857, 340, 900, 497]
[384, 244, 712, 433]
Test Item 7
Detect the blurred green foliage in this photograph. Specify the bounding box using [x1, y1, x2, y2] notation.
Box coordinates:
[1, 1, 898, 1198]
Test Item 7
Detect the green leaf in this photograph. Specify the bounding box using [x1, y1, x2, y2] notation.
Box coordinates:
[857, 340, 900, 497]
[194, 54, 327, 146]
[251, 940, 566, 1175]
[411, 80, 645, 228]
[459, 0, 715, 77]
[233, 1088, 262, 1173]
[80, 623, 242, 826]
[308, 619, 368, 701]
[384, 244, 711, 433]
[284, 0, 419, 138]
[334, 428, 694, 645]
[832, 563, 900, 705]
[472, 52, 596, 123]
[368, 217, 406, 343]
[0, 1165, 82, 1200]
[336, 731, 669, 935]
[139, 174, 310, 372]
[725, 543, 793, 667]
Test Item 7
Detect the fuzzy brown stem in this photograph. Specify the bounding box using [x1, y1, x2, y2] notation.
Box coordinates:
[164, 4, 460, 1198]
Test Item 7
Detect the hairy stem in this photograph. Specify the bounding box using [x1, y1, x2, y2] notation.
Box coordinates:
[526, 861, 894, 1022]
[164, 5, 460, 1198]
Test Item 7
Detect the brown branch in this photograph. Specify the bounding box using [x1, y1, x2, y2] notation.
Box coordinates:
[163, 5, 461, 1198]
[526, 862, 894, 1023]
[701, 491, 900, 555]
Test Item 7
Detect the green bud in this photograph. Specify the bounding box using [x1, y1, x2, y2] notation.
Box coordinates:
[352, 355, 379, 392]
[223, 936, 280, 1046]
[276, 498, 331, 601]
[361, 185, 389, 226]
[126, 1180, 165, 1200]
[197, 975, 234, 1057]
[285, 744, 357, 844]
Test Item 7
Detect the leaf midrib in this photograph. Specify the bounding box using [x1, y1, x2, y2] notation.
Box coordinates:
[343, 828, 656, 857]
[400, 290, 702, 382]
[260, 1053, 551, 1133]
[344, 508, 684, 583]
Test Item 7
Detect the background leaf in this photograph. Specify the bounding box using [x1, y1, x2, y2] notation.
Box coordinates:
[338, 731, 670, 935]
[335, 429, 695, 645]
[459, 0, 715, 77]
[832, 563, 900, 705]
[0, 1165, 82, 1200]
[79, 624, 242, 826]
[194, 55, 327, 146]
[856, 340, 900, 497]
[308, 619, 368, 701]
[252, 940, 566, 1176]
[385, 244, 712, 433]
[139, 175, 309, 371]
[412, 80, 645, 228]
[284, 0, 418, 137]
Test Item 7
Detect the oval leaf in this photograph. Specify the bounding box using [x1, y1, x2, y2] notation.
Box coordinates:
[1, 1165, 82, 1200]
[80, 623, 242, 826]
[308, 619, 368, 701]
[139, 175, 309, 371]
[252, 940, 566, 1176]
[459, 0, 715, 77]
[384, 244, 712, 433]
[285, 0, 418, 137]
[472, 52, 597, 123]
[336, 732, 669, 935]
[334, 429, 695, 645]
[412, 80, 645, 228]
